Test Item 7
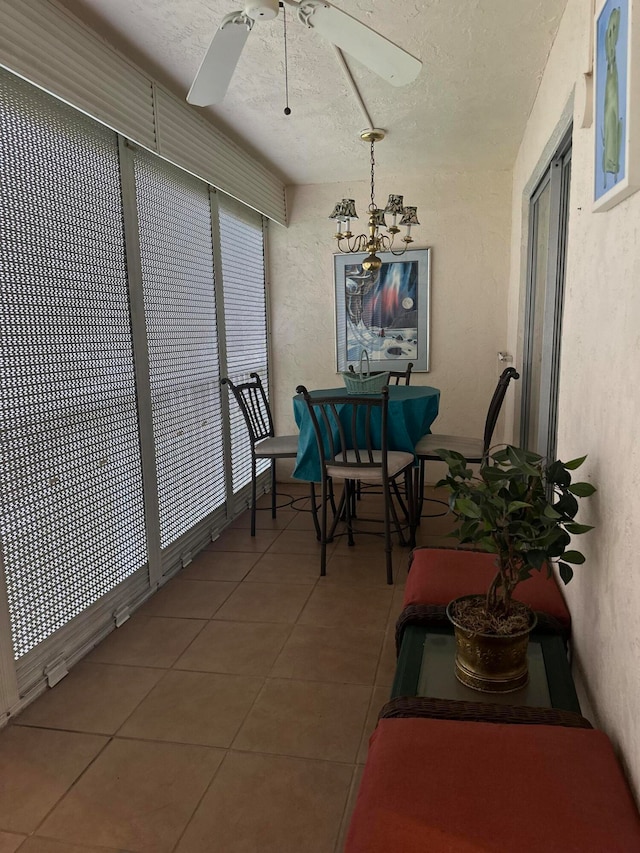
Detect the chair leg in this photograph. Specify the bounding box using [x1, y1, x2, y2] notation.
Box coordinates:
[327, 488, 346, 542]
[320, 476, 328, 576]
[406, 467, 417, 548]
[391, 479, 409, 520]
[328, 477, 337, 516]
[388, 481, 408, 547]
[417, 458, 425, 522]
[345, 480, 355, 546]
[309, 481, 321, 541]
[383, 481, 393, 585]
[271, 459, 277, 519]
[250, 455, 257, 537]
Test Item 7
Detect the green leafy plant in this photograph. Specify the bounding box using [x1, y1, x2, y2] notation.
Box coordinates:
[436, 445, 596, 621]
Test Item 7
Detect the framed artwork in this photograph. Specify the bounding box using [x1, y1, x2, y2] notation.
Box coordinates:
[593, 0, 640, 211]
[334, 248, 431, 372]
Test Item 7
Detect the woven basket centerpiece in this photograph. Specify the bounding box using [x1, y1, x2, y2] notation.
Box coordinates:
[342, 350, 389, 394]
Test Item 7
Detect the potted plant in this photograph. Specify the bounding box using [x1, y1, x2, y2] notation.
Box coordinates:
[436, 445, 596, 693]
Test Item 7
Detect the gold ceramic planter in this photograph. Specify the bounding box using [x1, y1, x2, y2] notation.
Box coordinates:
[446, 595, 537, 694]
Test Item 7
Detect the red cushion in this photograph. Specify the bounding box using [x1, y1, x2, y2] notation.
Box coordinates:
[346, 718, 640, 853]
[404, 548, 571, 630]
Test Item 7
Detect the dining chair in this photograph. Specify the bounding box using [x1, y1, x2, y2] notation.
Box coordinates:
[414, 366, 520, 517]
[295, 385, 415, 584]
[348, 362, 413, 385]
[349, 362, 413, 501]
[221, 372, 299, 536]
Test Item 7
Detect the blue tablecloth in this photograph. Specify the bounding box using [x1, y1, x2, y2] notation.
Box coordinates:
[292, 385, 440, 482]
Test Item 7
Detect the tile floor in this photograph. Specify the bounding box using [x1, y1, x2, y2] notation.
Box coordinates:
[0, 483, 456, 853]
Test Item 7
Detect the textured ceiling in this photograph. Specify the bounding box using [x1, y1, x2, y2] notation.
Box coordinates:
[57, 0, 569, 185]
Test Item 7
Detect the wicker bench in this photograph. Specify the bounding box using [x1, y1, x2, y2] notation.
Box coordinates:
[345, 714, 640, 852]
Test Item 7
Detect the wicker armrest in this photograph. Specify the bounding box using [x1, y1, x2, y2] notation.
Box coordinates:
[379, 696, 592, 728]
[395, 604, 570, 655]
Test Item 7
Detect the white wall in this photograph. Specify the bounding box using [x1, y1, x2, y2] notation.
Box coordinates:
[507, 0, 640, 799]
[268, 170, 513, 478]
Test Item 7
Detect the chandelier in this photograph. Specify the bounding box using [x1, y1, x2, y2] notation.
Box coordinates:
[329, 128, 419, 272]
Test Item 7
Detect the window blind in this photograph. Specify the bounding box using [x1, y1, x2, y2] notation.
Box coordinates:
[218, 197, 270, 498]
[133, 148, 226, 553]
[0, 69, 147, 660]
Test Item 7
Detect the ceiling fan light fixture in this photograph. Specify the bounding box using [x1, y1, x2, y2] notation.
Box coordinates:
[244, 0, 280, 20]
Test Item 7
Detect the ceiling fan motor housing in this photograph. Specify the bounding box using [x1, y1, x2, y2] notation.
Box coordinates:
[244, 0, 280, 20]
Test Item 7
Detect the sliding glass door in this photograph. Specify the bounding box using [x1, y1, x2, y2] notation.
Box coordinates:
[521, 130, 572, 460]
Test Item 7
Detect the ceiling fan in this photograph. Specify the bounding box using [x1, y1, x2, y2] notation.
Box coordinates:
[186, 0, 422, 107]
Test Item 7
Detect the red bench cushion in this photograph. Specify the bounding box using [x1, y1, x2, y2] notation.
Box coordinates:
[404, 548, 571, 630]
[346, 718, 640, 852]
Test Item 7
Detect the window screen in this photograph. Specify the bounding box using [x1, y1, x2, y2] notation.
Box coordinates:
[0, 70, 147, 659]
[218, 199, 269, 495]
[133, 149, 225, 549]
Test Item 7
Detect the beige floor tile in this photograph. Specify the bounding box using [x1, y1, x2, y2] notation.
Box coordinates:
[119, 670, 263, 747]
[206, 528, 281, 553]
[375, 629, 399, 689]
[388, 584, 409, 628]
[15, 663, 162, 735]
[38, 739, 224, 853]
[334, 764, 365, 853]
[331, 525, 410, 554]
[266, 529, 332, 556]
[244, 552, 320, 585]
[329, 545, 408, 567]
[288, 496, 314, 513]
[323, 552, 407, 587]
[298, 585, 393, 631]
[283, 508, 320, 531]
[18, 839, 126, 852]
[280, 481, 317, 497]
[86, 616, 206, 668]
[181, 550, 259, 582]
[253, 491, 297, 509]
[213, 582, 312, 624]
[0, 727, 107, 834]
[356, 686, 391, 764]
[0, 832, 25, 853]
[270, 625, 384, 685]
[175, 751, 352, 853]
[228, 507, 295, 531]
[139, 578, 236, 619]
[175, 620, 291, 676]
[418, 505, 456, 535]
[233, 679, 371, 763]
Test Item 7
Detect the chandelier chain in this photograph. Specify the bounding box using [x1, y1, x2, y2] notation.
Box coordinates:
[370, 141, 375, 209]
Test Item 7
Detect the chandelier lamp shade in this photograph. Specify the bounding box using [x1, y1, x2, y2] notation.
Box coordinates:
[329, 128, 419, 272]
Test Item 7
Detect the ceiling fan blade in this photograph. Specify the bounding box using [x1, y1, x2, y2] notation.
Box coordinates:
[187, 12, 254, 106]
[296, 1, 421, 87]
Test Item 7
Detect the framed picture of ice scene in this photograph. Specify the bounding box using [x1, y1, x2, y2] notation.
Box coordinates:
[593, 0, 640, 211]
[334, 248, 431, 373]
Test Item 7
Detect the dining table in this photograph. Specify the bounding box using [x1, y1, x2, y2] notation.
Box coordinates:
[291, 384, 441, 482]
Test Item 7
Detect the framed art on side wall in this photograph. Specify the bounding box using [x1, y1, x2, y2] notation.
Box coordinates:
[593, 0, 640, 211]
[334, 248, 431, 372]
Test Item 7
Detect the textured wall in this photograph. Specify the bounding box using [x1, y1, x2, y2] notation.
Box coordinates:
[267, 169, 512, 478]
[506, 0, 640, 801]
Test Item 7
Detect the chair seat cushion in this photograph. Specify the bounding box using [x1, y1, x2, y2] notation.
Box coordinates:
[346, 718, 640, 853]
[326, 450, 414, 482]
[403, 548, 571, 630]
[415, 432, 484, 460]
[255, 435, 298, 458]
